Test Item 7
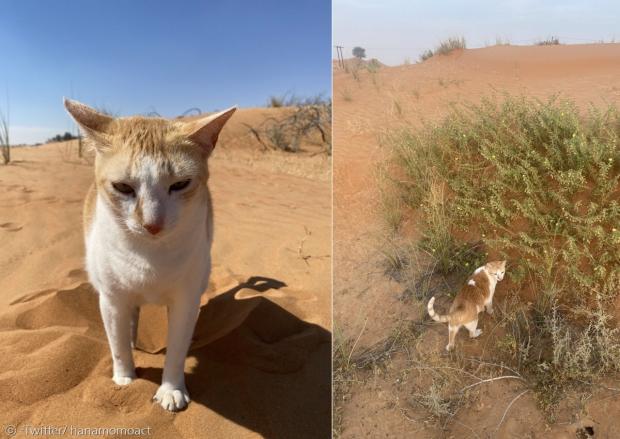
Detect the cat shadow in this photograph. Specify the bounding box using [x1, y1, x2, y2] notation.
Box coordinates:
[136, 276, 331, 439]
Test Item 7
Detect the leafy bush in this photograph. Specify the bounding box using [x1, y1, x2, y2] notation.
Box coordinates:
[384, 94, 620, 415]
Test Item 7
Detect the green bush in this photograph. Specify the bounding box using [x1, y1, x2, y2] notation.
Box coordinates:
[384, 94, 620, 415]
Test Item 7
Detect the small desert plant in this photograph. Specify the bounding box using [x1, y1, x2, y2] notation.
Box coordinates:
[410, 377, 460, 423]
[366, 58, 381, 73]
[267, 93, 329, 108]
[419, 49, 434, 62]
[268, 96, 285, 108]
[419, 37, 466, 62]
[332, 326, 358, 438]
[392, 99, 403, 117]
[376, 162, 404, 232]
[246, 101, 331, 154]
[434, 37, 466, 55]
[0, 107, 9, 164]
[537, 36, 560, 46]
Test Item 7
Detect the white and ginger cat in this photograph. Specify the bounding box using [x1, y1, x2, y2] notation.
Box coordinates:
[64, 98, 236, 411]
[427, 260, 506, 351]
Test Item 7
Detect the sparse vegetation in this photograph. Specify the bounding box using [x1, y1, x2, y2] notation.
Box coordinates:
[333, 326, 356, 438]
[381, 94, 620, 419]
[419, 37, 466, 62]
[267, 93, 329, 108]
[245, 100, 331, 154]
[366, 58, 381, 73]
[392, 99, 403, 117]
[333, 320, 422, 437]
[419, 49, 434, 62]
[0, 107, 9, 164]
[435, 37, 467, 55]
[537, 36, 561, 46]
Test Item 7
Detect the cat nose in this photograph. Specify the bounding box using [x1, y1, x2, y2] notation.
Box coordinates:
[144, 223, 163, 235]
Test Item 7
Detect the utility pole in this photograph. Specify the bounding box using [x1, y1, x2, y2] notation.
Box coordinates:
[335, 45, 345, 69]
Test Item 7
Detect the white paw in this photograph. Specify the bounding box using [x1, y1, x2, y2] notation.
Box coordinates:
[113, 374, 135, 386]
[153, 384, 190, 411]
[445, 344, 454, 351]
[472, 329, 482, 338]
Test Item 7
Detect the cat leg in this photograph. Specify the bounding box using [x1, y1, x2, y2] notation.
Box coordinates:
[486, 286, 497, 315]
[130, 306, 139, 349]
[99, 293, 136, 385]
[465, 319, 482, 338]
[446, 324, 459, 351]
[153, 294, 201, 411]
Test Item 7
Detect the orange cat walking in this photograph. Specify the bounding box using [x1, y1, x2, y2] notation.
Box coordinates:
[427, 260, 506, 351]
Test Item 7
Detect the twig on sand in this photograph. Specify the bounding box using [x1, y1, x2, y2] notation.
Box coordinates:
[298, 226, 312, 265]
[464, 357, 522, 378]
[460, 375, 525, 393]
[347, 317, 369, 366]
[494, 389, 529, 436]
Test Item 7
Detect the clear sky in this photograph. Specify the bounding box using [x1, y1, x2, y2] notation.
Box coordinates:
[334, 0, 619, 65]
[0, 0, 331, 144]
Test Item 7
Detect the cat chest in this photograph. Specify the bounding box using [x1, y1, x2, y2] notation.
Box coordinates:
[88, 241, 209, 300]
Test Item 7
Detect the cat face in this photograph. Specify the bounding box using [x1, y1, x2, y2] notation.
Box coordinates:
[65, 99, 236, 239]
[486, 260, 506, 281]
[96, 144, 206, 238]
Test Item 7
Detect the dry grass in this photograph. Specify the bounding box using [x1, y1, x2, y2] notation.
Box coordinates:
[0, 107, 10, 164]
[419, 37, 466, 62]
[536, 36, 561, 46]
[244, 103, 331, 154]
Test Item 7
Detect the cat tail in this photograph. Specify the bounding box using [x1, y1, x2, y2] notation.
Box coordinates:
[427, 296, 449, 323]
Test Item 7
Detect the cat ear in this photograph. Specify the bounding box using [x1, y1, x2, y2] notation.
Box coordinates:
[63, 98, 114, 151]
[181, 107, 236, 153]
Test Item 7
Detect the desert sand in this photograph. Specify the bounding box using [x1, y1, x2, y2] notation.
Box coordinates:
[0, 107, 331, 438]
[334, 43, 620, 438]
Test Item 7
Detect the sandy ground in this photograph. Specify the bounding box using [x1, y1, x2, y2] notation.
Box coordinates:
[334, 44, 620, 438]
[0, 107, 331, 438]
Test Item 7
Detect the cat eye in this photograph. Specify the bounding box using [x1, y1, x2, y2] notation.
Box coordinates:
[112, 182, 135, 196]
[169, 179, 191, 193]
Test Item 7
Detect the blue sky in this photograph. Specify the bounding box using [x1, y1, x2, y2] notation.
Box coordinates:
[334, 0, 619, 65]
[0, 0, 331, 144]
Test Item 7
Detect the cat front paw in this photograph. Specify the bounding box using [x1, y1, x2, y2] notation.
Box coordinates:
[473, 329, 482, 338]
[113, 374, 136, 386]
[153, 383, 190, 411]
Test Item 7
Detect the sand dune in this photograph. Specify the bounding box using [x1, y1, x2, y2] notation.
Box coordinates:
[334, 43, 620, 438]
[0, 108, 331, 438]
